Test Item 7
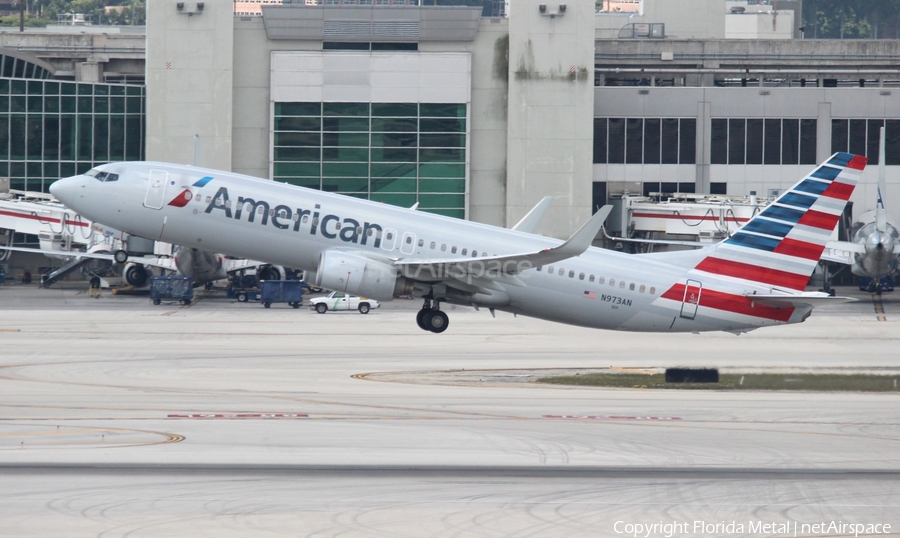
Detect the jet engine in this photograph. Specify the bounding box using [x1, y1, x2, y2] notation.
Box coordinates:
[123, 263, 149, 287]
[257, 264, 286, 282]
[310, 251, 411, 301]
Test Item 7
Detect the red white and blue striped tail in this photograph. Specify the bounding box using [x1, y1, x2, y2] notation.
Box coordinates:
[693, 152, 867, 291]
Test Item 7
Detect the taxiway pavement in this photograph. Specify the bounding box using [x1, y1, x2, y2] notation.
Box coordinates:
[0, 285, 898, 537]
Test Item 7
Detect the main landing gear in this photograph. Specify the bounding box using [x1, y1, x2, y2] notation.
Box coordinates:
[416, 297, 449, 333]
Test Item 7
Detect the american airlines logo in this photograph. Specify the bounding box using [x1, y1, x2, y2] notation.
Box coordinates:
[201, 186, 388, 248]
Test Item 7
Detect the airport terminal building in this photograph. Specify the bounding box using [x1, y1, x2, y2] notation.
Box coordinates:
[5, 0, 900, 239]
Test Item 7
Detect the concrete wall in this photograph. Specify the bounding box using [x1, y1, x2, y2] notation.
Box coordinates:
[641, 0, 725, 39]
[507, 0, 595, 238]
[423, 19, 509, 227]
[593, 86, 900, 224]
[146, 0, 233, 170]
[725, 12, 793, 40]
[232, 17, 319, 179]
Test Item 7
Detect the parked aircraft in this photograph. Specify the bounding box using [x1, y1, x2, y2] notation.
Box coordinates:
[822, 128, 899, 291]
[50, 154, 864, 333]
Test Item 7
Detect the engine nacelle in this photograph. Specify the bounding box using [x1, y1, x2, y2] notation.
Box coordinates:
[123, 263, 149, 287]
[312, 251, 409, 301]
[257, 264, 286, 282]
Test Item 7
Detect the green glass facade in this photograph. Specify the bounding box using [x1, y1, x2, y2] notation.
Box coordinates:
[273, 102, 467, 218]
[0, 78, 145, 192]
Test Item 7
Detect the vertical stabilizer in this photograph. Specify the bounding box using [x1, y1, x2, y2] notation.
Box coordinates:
[691, 153, 866, 291]
[877, 126, 887, 233]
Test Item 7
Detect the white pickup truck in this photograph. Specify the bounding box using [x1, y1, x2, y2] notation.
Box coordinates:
[309, 291, 380, 314]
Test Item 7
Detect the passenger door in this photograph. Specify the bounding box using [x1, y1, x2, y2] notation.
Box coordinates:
[680, 279, 702, 320]
[143, 170, 168, 210]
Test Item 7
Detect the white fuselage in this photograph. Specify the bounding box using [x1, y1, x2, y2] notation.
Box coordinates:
[52, 162, 810, 333]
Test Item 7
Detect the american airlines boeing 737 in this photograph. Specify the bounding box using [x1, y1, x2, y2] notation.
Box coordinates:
[49, 153, 865, 334]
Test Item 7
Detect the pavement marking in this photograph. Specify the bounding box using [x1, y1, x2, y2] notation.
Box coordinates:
[544, 415, 682, 421]
[167, 413, 308, 420]
[872, 295, 887, 321]
[0, 328, 20, 332]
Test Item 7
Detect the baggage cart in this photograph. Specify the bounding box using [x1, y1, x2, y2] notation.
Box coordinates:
[149, 276, 194, 305]
[259, 280, 304, 309]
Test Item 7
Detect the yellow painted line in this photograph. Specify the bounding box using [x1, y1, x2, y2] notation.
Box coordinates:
[872, 296, 887, 322]
[0, 428, 111, 438]
[611, 367, 657, 375]
[0, 329, 20, 333]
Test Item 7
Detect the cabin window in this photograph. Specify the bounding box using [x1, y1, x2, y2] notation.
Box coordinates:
[472, 251, 478, 257]
[357, 226, 363, 234]
[334, 222, 341, 229]
[293, 213, 300, 222]
[405, 236, 412, 244]
[579, 272, 585, 280]
[418, 239, 424, 247]
[558, 268, 564, 276]
[548, 265, 554, 273]
[225, 199, 232, 207]
[312, 217, 319, 225]
[650, 286, 656, 295]
[537, 266, 542, 272]
[619, 280, 626, 289]
[269, 209, 276, 217]
[639, 285, 646, 293]
[629, 283, 635, 291]
[258, 206, 265, 214]
[386, 232, 393, 241]
[461, 248, 468, 256]
[598, 276, 605, 284]
[430, 241, 436, 249]
[441, 244, 447, 252]
[568, 270, 575, 278]
[365, 227, 372, 235]
[589, 275, 595, 282]
[609, 278, 615, 286]
[205, 196, 211, 204]
[451, 246, 457, 254]
[303, 215, 309, 223]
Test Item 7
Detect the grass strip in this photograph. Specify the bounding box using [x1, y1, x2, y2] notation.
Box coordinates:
[536, 373, 900, 392]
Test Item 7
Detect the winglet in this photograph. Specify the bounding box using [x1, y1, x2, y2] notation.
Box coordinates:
[550, 205, 612, 259]
[512, 196, 554, 233]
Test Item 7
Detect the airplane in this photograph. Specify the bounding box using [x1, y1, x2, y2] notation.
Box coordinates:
[822, 127, 900, 292]
[49, 153, 864, 334]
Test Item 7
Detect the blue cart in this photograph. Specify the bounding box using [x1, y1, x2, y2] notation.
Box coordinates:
[149, 276, 194, 305]
[260, 280, 304, 309]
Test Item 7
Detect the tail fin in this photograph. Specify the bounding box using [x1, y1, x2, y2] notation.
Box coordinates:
[693, 152, 866, 291]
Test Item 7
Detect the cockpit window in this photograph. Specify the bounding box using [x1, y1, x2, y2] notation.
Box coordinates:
[87, 170, 119, 182]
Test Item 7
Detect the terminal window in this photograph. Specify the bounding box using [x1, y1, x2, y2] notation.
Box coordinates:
[593, 117, 696, 165]
[0, 78, 145, 192]
[710, 118, 817, 165]
[831, 119, 900, 165]
[273, 101, 466, 219]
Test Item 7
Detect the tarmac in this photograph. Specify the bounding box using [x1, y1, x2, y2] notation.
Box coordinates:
[0, 283, 898, 537]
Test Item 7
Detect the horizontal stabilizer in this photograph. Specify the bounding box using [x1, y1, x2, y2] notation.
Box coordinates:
[744, 292, 857, 308]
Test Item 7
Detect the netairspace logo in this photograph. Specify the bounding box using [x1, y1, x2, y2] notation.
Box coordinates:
[613, 520, 892, 538]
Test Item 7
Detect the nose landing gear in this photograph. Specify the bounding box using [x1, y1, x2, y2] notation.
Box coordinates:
[416, 297, 449, 333]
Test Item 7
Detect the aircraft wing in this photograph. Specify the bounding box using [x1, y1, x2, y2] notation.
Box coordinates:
[393, 206, 611, 287]
[744, 292, 857, 308]
[0, 246, 177, 271]
[821, 240, 865, 264]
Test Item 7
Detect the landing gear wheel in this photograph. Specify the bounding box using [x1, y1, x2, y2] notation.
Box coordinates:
[423, 310, 449, 333]
[416, 308, 431, 331]
[358, 303, 370, 314]
[315, 303, 328, 314]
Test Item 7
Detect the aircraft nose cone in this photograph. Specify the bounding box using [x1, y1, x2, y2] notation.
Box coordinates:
[49, 176, 80, 205]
